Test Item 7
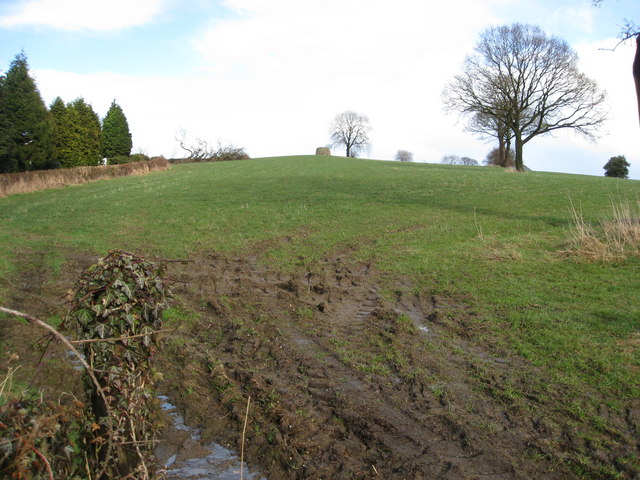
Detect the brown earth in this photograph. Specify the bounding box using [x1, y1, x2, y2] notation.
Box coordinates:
[2, 249, 639, 479]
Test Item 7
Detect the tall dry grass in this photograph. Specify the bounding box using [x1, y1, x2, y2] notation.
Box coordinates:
[567, 197, 640, 261]
[0, 157, 170, 198]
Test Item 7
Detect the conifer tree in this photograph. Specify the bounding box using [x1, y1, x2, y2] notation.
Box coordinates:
[53, 97, 102, 167]
[0, 75, 16, 173]
[50, 96, 70, 168]
[0, 52, 55, 171]
[101, 100, 132, 159]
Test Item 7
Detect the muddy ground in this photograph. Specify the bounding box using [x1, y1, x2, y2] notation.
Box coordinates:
[1, 250, 639, 479]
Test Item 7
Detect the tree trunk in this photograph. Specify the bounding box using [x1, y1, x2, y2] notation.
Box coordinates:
[634, 34, 640, 127]
[498, 134, 506, 167]
[514, 132, 524, 172]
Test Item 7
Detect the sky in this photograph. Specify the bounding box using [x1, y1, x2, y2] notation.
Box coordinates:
[0, 0, 638, 179]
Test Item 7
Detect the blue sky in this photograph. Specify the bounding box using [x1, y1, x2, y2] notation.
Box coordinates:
[0, 0, 638, 179]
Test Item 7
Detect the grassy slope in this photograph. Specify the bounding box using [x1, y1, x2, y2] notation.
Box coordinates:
[1, 154, 638, 420]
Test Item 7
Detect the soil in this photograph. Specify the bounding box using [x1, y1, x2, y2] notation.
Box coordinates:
[2, 249, 639, 479]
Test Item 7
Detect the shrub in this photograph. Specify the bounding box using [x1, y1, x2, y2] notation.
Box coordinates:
[484, 147, 515, 168]
[108, 153, 150, 165]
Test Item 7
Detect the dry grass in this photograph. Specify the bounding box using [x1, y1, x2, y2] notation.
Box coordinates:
[0, 157, 170, 198]
[566, 198, 640, 261]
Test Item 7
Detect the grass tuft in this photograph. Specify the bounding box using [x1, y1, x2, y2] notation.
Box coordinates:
[567, 197, 640, 261]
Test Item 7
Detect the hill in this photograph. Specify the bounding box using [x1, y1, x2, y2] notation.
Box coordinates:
[1, 155, 639, 479]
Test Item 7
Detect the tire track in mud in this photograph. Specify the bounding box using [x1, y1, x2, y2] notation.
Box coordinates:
[157, 253, 633, 480]
[265, 266, 529, 479]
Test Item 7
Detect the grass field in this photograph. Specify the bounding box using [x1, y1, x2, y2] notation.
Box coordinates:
[1, 155, 639, 478]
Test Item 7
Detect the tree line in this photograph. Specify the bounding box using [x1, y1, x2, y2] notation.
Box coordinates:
[0, 52, 133, 174]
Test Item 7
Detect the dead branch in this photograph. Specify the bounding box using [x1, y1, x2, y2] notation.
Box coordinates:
[69, 328, 174, 345]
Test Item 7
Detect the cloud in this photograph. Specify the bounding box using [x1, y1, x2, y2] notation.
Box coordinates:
[0, 0, 166, 31]
[548, 3, 596, 36]
[190, 0, 505, 160]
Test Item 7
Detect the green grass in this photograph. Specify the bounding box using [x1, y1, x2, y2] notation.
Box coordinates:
[1, 155, 639, 404]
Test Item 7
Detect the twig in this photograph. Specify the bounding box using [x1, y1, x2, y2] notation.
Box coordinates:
[240, 396, 251, 480]
[0, 366, 20, 398]
[31, 445, 54, 480]
[69, 328, 174, 344]
[129, 416, 149, 480]
[598, 30, 640, 52]
[115, 249, 194, 265]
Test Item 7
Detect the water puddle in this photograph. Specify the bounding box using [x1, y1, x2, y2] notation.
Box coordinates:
[156, 395, 265, 480]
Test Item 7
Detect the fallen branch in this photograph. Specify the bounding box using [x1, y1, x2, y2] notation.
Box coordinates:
[69, 328, 174, 344]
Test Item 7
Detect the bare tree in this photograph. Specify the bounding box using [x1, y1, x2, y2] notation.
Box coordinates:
[395, 149, 413, 162]
[329, 111, 371, 158]
[441, 154, 478, 166]
[443, 23, 608, 172]
[441, 155, 458, 165]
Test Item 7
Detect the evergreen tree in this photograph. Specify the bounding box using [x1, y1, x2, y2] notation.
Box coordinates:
[50, 96, 71, 168]
[0, 52, 55, 171]
[53, 97, 102, 168]
[0, 74, 16, 173]
[101, 100, 132, 159]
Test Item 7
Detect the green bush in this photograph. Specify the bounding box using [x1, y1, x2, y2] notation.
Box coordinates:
[108, 153, 150, 165]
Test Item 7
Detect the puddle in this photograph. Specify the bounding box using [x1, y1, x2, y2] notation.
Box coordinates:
[156, 395, 266, 480]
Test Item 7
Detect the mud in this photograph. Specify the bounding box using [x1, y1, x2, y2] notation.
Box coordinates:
[2, 250, 639, 479]
[157, 253, 639, 479]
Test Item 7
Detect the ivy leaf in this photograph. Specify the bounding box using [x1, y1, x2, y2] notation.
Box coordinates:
[76, 308, 93, 326]
[142, 326, 153, 348]
[124, 313, 136, 329]
[95, 323, 109, 339]
[91, 303, 105, 317]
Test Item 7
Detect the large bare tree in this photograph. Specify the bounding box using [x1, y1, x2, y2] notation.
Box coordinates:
[329, 111, 371, 158]
[443, 24, 608, 172]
